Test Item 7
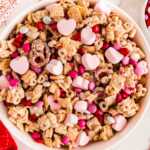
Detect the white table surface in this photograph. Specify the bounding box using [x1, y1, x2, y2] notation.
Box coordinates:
[1, 0, 150, 150]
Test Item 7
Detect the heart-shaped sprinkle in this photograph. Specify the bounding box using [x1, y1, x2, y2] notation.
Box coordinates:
[10, 56, 29, 75]
[112, 115, 127, 131]
[81, 53, 100, 70]
[74, 100, 88, 113]
[46, 59, 63, 75]
[72, 76, 89, 90]
[0, 75, 9, 89]
[81, 26, 96, 45]
[105, 47, 123, 64]
[65, 113, 78, 127]
[76, 131, 90, 146]
[57, 19, 76, 36]
[135, 60, 148, 76]
[94, 1, 112, 15]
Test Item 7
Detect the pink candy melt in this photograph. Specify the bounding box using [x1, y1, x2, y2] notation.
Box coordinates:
[35, 101, 44, 108]
[61, 135, 69, 145]
[69, 70, 78, 79]
[78, 65, 85, 75]
[9, 78, 19, 87]
[88, 81, 95, 91]
[88, 103, 97, 113]
[23, 42, 31, 54]
[78, 119, 86, 129]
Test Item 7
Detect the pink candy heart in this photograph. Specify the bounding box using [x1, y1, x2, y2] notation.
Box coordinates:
[81, 26, 96, 45]
[112, 115, 127, 131]
[72, 76, 89, 90]
[0, 75, 9, 89]
[10, 56, 29, 75]
[135, 60, 148, 76]
[81, 53, 100, 70]
[57, 19, 76, 36]
[105, 47, 124, 64]
[94, 0, 112, 15]
[76, 131, 90, 146]
[74, 100, 88, 113]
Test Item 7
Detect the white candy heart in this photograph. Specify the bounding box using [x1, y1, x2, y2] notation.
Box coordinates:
[82, 53, 100, 70]
[72, 76, 89, 90]
[81, 26, 96, 45]
[65, 113, 78, 127]
[76, 131, 90, 146]
[74, 100, 88, 113]
[105, 47, 123, 64]
[10, 56, 29, 75]
[94, 0, 112, 15]
[57, 19, 76, 36]
[112, 115, 127, 131]
[46, 59, 63, 75]
[0, 75, 9, 89]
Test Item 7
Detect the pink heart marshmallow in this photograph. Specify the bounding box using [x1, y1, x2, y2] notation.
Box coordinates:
[10, 56, 29, 75]
[76, 131, 90, 146]
[112, 115, 127, 131]
[0, 75, 9, 89]
[135, 60, 148, 76]
[57, 19, 76, 36]
[72, 76, 89, 90]
[105, 47, 124, 64]
[81, 26, 96, 45]
[81, 53, 100, 70]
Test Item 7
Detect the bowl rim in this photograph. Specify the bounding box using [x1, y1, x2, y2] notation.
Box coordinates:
[0, 0, 150, 150]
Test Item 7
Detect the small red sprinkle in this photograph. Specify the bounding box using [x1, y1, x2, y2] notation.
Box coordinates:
[78, 65, 85, 75]
[20, 99, 32, 106]
[29, 114, 38, 122]
[102, 42, 109, 50]
[36, 21, 45, 31]
[118, 48, 129, 56]
[49, 22, 58, 31]
[78, 48, 85, 55]
[68, 70, 78, 79]
[13, 33, 24, 48]
[60, 89, 66, 98]
[92, 24, 100, 33]
[11, 51, 19, 58]
[72, 32, 81, 41]
[146, 19, 150, 27]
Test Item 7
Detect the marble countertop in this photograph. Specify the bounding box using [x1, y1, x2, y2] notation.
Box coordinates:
[1, 0, 150, 150]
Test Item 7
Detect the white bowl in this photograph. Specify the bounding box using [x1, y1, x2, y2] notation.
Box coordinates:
[141, 0, 150, 43]
[0, 1, 150, 150]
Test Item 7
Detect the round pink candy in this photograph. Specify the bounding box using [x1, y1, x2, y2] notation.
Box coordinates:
[78, 119, 86, 129]
[61, 135, 69, 145]
[35, 101, 44, 108]
[112, 115, 127, 131]
[23, 42, 31, 54]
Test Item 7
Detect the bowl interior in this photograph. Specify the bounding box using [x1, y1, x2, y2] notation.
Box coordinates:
[0, 1, 150, 150]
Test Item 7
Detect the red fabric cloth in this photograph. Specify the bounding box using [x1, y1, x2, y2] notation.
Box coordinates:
[0, 121, 17, 150]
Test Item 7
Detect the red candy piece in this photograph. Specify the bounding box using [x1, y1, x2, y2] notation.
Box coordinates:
[69, 70, 78, 79]
[78, 48, 85, 55]
[72, 32, 81, 41]
[36, 21, 45, 31]
[94, 109, 104, 124]
[31, 132, 43, 143]
[102, 42, 109, 50]
[13, 33, 23, 48]
[11, 51, 19, 58]
[20, 99, 32, 106]
[118, 48, 129, 56]
[146, 19, 150, 27]
[29, 114, 38, 122]
[49, 22, 58, 31]
[92, 24, 100, 33]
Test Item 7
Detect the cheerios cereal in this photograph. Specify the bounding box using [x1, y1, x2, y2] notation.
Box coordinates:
[0, 0, 148, 149]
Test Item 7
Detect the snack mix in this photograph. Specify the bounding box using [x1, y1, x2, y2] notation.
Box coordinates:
[0, 0, 148, 149]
